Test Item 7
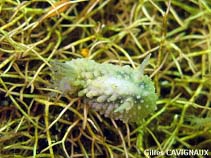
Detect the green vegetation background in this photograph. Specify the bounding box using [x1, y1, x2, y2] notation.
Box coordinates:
[0, 0, 211, 157]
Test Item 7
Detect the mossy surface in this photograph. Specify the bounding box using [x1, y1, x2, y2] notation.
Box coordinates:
[0, 0, 211, 157]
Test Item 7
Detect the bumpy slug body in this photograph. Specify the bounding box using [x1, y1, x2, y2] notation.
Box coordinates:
[51, 57, 157, 123]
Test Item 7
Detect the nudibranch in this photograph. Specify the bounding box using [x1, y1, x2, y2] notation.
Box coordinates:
[51, 55, 157, 123]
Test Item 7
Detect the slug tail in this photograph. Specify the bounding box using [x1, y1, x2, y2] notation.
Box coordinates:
[50, 60, 78, 94]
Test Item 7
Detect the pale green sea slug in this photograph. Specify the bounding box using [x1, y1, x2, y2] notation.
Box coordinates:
[51, 55, 157, 123]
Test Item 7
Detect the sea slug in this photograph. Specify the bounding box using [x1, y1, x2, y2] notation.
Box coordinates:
[51, 56, 157, 123]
